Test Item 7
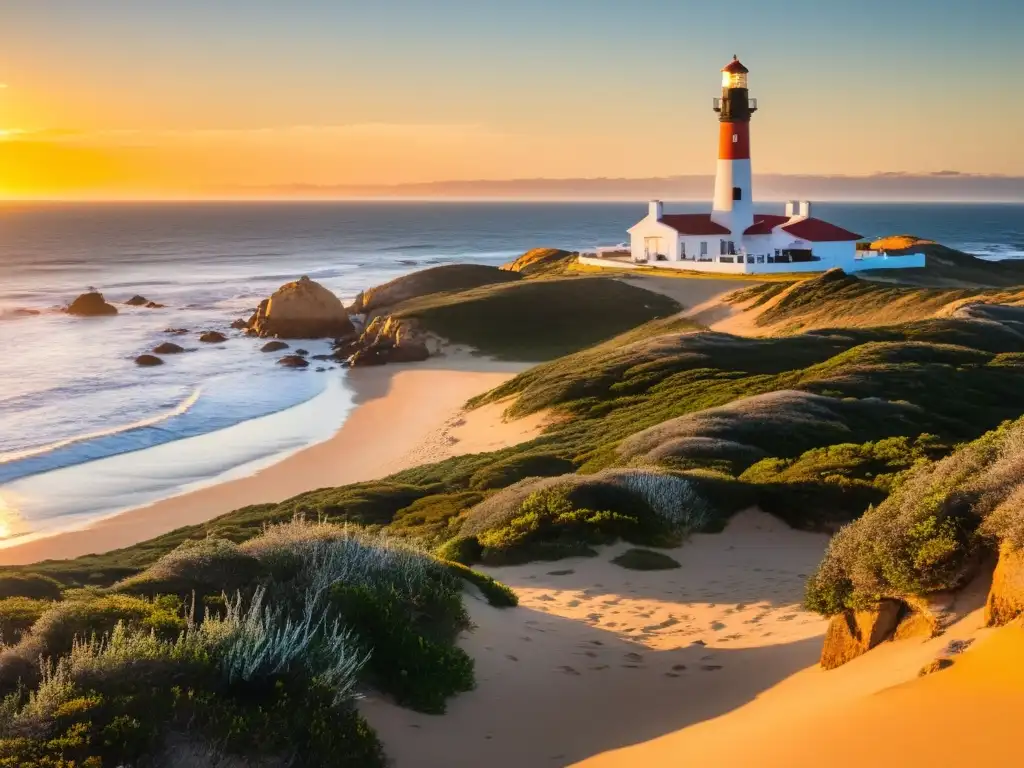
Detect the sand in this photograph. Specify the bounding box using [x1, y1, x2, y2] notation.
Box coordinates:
[360, 509, 832, 767]
[615, 274, 746, 326]
[0, 356, 538, 565]
[362, 508, 1003, 768]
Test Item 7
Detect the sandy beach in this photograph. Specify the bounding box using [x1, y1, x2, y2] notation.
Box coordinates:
[0, 356, 536, 565]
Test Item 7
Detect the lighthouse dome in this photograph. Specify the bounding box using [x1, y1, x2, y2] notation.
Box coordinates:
[722, 56, 749, 74]
[722, 56, 749, 89]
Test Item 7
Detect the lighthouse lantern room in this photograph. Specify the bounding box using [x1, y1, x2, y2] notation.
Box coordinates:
[621, 57, 926, 275]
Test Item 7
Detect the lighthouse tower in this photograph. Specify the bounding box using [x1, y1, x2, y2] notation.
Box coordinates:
[711, 56, 757, 237]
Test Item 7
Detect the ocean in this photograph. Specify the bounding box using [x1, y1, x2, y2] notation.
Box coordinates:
[0, 200, 1022, 544]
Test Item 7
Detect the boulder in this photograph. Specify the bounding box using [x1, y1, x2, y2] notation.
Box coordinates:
[294, 349, 308, 356]
[135, 354, 164, 367]
[277, 355, 309, 369]
[199, 331, 227, 343]
[230, 318, 249, 330]
[66, 291, 117, 317]
[163, 328, 189, 335]
[145, 301, 165, 309]
[125, 295, 148, 306]
[152, 342, 185, 355]
[261, 341, 289, 353]
[985, 542, 1024, 626]
[819, 599, 902, 670]
[249, 277, 354, 339]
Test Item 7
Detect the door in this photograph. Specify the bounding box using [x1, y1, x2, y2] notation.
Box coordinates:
[644, 237, 661, 261]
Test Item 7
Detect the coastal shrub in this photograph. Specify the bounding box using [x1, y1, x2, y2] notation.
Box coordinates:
[643, 436, 767, 474]
[113, 537, 266, 600]
[804, 418, 1024, 615]
[0, 598, 51, 644]
[389, 491, 485, 541]
[331, 583, 474, 714]
[439, 560, 518, 607]
[468, 453, 575, 491]
[598, 468, 712, 533]
[0, 574, 63, 601]
[611, 549, 682, 571]
[435, 535, 483, 565]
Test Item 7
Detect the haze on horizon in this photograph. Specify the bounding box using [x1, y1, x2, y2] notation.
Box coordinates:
[1, 0, 1022, 201]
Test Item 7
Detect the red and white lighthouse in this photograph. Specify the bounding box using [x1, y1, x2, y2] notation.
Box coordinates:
[711, 56, 757, 237]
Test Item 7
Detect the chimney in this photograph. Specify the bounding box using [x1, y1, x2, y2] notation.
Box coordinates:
[799, 200, 812, 218]
[785, 200, 797, 217]
[649, 200, 663, 220]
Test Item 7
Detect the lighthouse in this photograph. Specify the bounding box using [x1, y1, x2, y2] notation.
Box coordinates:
[621, 57, 920, 275]
[711, 56, 757, 237]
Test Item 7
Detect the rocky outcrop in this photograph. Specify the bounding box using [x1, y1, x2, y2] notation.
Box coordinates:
[819, 600, 902, 670]
[163, 328, 189, 335]
[248, 277, 353, 339]
[348, 315, 430, 366]
[199, 331, 227, 343]
[261, 341, 289, 352]
[145, 301, 165, 309]
[66, 292, 118, 317]
[985, 542, 1024, 626]
[277, 355, 309, 369]
[125, 295, 148, 306]
[152, 342, 185, 355]
[230, 318, 249, 330]
[135, 354, 164, 367]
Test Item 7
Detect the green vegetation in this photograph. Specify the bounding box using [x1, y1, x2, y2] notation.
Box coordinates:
[352, 263, 522, 315]
[611, 548, 682, 571]
[805, 416, 1024, 616]
[391, 276, 681, 360]
[500, 247, 577, 277]
[0, 519, 516, 765]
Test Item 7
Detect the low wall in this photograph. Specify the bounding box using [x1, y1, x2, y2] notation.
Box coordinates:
[578, 253, 927, 275]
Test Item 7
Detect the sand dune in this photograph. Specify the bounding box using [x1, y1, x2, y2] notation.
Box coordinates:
[361, 510, 831, 767]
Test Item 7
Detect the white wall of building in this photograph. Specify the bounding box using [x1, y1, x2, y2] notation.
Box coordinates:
[628, 215, 680, 263]
[579, 252, 926, 275]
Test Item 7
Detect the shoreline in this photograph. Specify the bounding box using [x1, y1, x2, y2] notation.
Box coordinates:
[0, 356, 531, 566]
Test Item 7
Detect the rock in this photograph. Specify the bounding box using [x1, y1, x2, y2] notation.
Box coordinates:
[277, 355, 309, 368]
[199, 331, 227, 343]
[261, 341, 289, 353]
[145, 301, 165, 309]
[311, 354, 333, 361]
[230, 318, 249, 330]
[6, 308, 40, 318]
[152, 342, 185, 355]
[316, 367, 326, 372]
[917, 657, 954, 677]
[985, 542, 1024, 626]
[125, 295, 148, 306]
[348, 347, 388, 367]
[819, 599, 902, 670]
[249, 277, 353, 339]
[386, 339, 430, 363]
[294, 349, 308, 356]
[163, 328, 189, 335]
[135, 354, 164, 367]
[66, 291, 118, 316]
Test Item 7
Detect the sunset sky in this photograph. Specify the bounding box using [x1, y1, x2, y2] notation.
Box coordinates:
[1, 0, 1022, 198]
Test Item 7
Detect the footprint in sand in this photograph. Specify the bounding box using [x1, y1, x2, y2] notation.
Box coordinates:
[589, 665, 610, 671]
[778, 614, 798, 622]
[606, 622, 619, 628]
[624, 652, 644, 662]
[520, 636, 533, 642]
[589, 640, 604, 646]
[506, 655, 519, 662]
[557, 666, 581, 676]
[535, 594, 556, 602]
[701, 665, 723, 671]
[577, 650, 600, 658]
[586, 613, 602, 622]
[547, 569, 575, 576]
[622, 664, 644, 669]
[672, 664, 688, 671]
[665, 672, 681, 678]
[566, 600, 581, 608]
[710, 621, 727, 631]
[723, 633, 743, 641]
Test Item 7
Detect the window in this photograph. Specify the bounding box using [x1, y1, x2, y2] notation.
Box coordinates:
[732, 133, 739, 143]
[727, 240, 737, 255]
[700, 241, 708, 257]
[732, 186, 742, 201]
[679, 240, 686, 259]
[720, 240, 727, 256]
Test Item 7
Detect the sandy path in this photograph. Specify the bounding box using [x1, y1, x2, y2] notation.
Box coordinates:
[0, 357, 536, 565]
[615, 275, 746, 326]
[361, 510, 831, 767]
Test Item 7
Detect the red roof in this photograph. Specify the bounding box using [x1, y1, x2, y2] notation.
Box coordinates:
[782, 218, 863, 242]
[722, 56, 749, 74]
[659, 214, 730, 235]
[744, 214, 789, 235]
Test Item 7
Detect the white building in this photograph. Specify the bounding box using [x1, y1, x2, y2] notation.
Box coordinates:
[613, 58, 925, 275]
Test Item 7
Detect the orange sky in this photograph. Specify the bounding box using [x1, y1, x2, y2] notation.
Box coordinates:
[1, 2, 1021, 199]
